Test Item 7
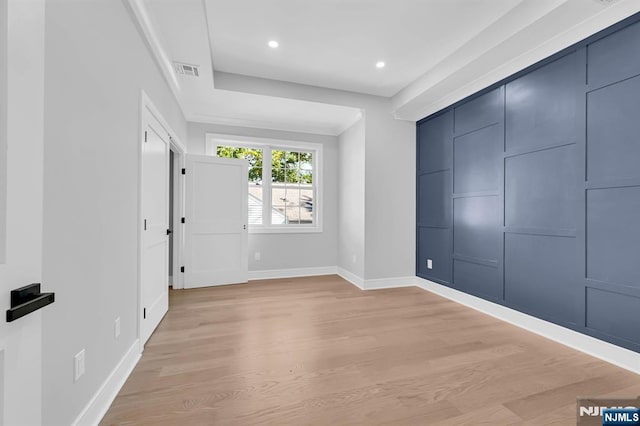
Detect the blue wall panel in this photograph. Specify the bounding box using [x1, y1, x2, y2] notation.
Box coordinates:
[586, 288, 640, 345]
[587, 20, 640, 88]
[417, 227, 451, 284]
[451, 87, 504, 298]
[417, 111, 453, 284]
[453, 196, 500, 262]
[505, 145, 577, 230]
[453, 259, 501, 301]
[505, 233, 577, 325]
[587, 75, 640, 182]
[417, 15, 640, 352]
[454, 87, 503, 135]
[587, 186, 640, 288]
[417, 111, 452, 173]
[505, 52, 579, 153]
[454, 125, 502, 194]
[418, 171, 450, 227]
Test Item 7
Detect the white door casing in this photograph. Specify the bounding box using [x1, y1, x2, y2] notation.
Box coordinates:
[0, 0, 45, 424]
[140, 110, 170, 345]
[170, 149, 185, 290]
[184, 155, 248, 289]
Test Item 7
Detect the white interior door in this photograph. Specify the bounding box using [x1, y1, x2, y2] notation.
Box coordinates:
[140, 112, 170, 345]
[184, 155, 248, 288]
[0, 0, 45, 424]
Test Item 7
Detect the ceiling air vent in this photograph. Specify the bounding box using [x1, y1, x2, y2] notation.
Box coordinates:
[174, 62, 199, 77]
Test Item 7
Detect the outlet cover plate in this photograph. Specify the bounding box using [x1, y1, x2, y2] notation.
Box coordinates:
[74, 349, 85, 382]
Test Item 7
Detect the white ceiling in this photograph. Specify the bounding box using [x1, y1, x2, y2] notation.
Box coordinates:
[136, 0, 362, 135]
[131, 0, 640, 131]
[205, 0, 522, 97]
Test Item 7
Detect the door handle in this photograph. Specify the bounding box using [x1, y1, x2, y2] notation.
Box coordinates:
[166, 229, 172, 235]
[7, 283, 55, 322]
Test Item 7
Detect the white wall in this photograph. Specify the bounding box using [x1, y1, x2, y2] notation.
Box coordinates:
[337, 118, 365, 277]
[363, 102, 416, 280]
[214, 72, 416, 280]
[0, 0, 6, 264]
[188, 122, 338, 272]
[42, 0, 187, 424]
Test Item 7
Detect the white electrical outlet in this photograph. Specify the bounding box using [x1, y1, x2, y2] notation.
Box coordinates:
[114, 317, 121, 339]
[254, 252, 261, 261]
[74, 349, 85, 382]
[427, 259, 433, 270]
[352, 254, 357, 264]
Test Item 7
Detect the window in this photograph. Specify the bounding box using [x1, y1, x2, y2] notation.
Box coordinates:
[206, 134, 322, 233]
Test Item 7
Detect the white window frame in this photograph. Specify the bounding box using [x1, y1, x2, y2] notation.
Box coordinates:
[205, 133, 323, 234]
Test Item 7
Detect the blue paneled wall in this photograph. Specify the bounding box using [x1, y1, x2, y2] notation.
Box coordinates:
[416, 14, 640, 352]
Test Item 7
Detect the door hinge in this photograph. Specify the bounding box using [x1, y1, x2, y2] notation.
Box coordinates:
[180, 266, 185, 273]
[144, 219, 147, 231]
[181, 217, 185, 224]
[144, 131, 147, 143]
[181, 168, 186, 175]
[143, 308, 146, 319]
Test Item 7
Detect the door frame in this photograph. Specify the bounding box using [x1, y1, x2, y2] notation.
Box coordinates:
[137, 91, 185, 352]
[170, 147, 185, 290]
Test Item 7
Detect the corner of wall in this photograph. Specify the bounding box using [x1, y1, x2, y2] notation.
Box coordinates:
[336, 267, 364, 290]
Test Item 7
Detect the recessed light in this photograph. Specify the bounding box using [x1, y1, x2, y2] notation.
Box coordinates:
[268, 40, 279, 48]
[376, 61, 385, 68]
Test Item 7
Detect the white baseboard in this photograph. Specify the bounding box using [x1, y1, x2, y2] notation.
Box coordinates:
[248, 266, 337, 281]
[248, 266, 411, 291]
[72, 340, 142, 426]
[336, 267, 365, 289]
[364, 276, 415, 290]
[336, 268, 414, 291]
[415, 277, 640, 375]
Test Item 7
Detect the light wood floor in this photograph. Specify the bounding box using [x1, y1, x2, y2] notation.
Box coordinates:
[101, 275, 640, 425]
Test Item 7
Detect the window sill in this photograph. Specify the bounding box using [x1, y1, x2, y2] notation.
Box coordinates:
[249, 226, 323, 234]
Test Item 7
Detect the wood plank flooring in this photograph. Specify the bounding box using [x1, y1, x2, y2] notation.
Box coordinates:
[101, 275, 640, 425]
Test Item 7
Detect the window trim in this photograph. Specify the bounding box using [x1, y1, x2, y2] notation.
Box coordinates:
[205, 133, 323, 234]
